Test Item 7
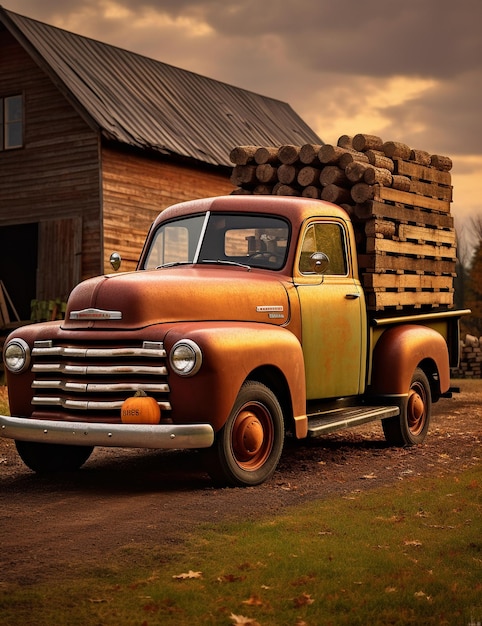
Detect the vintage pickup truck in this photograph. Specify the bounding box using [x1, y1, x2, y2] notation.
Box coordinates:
[1, 195, 466, 486]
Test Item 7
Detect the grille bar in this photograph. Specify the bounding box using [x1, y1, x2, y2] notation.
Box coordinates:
[32, 363, 167, 376]
[32, 346, 167, 358]
[31, 397, 172, 411]
[31, 380, 169, 394]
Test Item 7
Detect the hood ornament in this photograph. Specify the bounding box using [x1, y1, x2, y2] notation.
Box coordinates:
[70, 308, 122, 320]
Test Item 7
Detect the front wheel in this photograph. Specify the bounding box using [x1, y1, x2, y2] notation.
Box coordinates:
[15, 440, 94, 473]
[382, 367, 432, 446]
[204, 381, 285, 487]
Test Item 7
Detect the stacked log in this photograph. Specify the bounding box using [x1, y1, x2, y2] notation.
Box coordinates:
[229, 134, 456, 312]
[452, 335, 482, 379]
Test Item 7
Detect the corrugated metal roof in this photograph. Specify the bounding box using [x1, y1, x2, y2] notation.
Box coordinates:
[1, 8, 322, 167]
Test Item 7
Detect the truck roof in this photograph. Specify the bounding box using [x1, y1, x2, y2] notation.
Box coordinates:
[151, 195, 351, 231]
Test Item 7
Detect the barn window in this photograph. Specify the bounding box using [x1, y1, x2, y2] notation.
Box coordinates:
[1, 94, 24, 150]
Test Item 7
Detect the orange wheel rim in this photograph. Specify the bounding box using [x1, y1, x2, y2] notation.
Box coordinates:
[231, 403, 274, 471]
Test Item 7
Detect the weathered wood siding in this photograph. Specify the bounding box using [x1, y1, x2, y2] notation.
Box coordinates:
[101, 146, 234, 273]
[0, 30, 102, 298]
[37, 218, 82, 301]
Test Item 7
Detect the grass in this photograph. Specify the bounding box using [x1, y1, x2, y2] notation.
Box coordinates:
[0, 385, 8, 415]
[1, 466, 481, 625]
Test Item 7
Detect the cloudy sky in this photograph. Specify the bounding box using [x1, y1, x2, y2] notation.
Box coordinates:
[4, 0, 481, 255]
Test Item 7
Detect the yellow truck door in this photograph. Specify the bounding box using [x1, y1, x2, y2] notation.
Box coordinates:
[295, 219, 366, 400]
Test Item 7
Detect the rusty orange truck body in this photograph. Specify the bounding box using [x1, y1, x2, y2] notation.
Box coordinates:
[0, 196, 467, 486]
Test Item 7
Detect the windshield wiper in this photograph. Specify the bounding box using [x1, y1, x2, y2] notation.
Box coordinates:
[201, 259, 251, 271]
[155, 261, 193, 269]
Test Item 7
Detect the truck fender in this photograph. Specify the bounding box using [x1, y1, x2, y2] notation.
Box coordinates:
[163, 322, 308, 437]
[370, 324, 450, 396]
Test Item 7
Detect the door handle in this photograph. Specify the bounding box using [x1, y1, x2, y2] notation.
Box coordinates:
[345, 293, 361, 299]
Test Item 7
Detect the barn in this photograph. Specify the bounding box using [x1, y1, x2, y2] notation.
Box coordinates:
[0, 7, 321, 327]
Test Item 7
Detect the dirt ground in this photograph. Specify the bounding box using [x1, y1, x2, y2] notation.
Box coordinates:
[0, 380, 480, 586]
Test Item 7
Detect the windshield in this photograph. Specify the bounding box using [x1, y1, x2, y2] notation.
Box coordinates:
[143, 212, 290, 270]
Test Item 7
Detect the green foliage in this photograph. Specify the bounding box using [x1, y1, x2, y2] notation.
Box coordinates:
[1, 467, 481, 626]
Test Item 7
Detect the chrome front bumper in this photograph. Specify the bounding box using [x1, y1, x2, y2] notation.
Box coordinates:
[0, 415, 214, 449]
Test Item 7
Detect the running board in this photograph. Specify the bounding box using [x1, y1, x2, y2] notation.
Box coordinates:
[307, 405, 400, 437]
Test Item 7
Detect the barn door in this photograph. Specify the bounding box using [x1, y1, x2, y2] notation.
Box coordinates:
[37, 217, 82, 302]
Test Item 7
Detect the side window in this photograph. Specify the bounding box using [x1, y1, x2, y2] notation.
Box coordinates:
[1, 95, 24, 150]
[299, 222, 347, 275]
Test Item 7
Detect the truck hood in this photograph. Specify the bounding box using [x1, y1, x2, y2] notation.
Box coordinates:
[63, 267, 291, 330]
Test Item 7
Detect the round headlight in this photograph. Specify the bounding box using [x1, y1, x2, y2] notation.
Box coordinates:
[4, 338, 31, 373]
[169, 339, 202, 376]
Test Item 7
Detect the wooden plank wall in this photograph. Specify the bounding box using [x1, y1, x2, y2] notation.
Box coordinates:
[37, 217, 82, 300]
[101, 146, 234, 273]
[0, 30, 102, 291]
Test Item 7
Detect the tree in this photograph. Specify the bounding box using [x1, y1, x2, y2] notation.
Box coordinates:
[464, 240, 482, 336]
[457, 214, 482, 336]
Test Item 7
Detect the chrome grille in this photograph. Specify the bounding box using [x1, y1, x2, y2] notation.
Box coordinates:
[30, 340, 171, 422]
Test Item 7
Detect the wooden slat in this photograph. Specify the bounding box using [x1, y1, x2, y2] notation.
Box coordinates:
[397, 224, 456, 246]
[366, 237, 456, 259]
[394, 159, 452, 186]
[366, 290, 453, 310]
[363, 274, 454, 291]
[354, 200, 454, 229]
[374, 186, 451, 213]
[409, 179, 453, 201]
[357, 253, 456, 275]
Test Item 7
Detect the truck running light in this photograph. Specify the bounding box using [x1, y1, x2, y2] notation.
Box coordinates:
[170, 340, 202, 376]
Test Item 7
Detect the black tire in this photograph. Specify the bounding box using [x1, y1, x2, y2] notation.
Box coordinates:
[15, 440, 94, 473]
[204, 381, 285, 487]
[382, 367, 432, 446]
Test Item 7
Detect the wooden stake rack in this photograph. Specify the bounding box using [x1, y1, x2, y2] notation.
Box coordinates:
[229, 134, 456, 312]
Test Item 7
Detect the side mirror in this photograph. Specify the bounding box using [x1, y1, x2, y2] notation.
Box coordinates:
[110, 252, 122, 271]
[310, 252, 330, 274]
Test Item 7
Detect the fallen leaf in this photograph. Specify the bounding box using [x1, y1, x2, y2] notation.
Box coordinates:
[414, 591, 432, 601]
[217, 573, 245, 583]
[293, 592, 315, 607]
[361, 473, 377, 480]
[172, 570, 202, 580]
[404, 540, 422, 547]
[242, 594, 263, 606]
[229, 613, 261, 626]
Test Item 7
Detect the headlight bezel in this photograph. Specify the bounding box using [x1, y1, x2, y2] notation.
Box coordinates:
[4, 338, 31, 374]
[169, 339, 202, 377]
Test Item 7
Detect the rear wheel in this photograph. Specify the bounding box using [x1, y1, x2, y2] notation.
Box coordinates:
[382, 367, 432, 446]
[204, 381, 285, 487]
[15, 441, 94, 473]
